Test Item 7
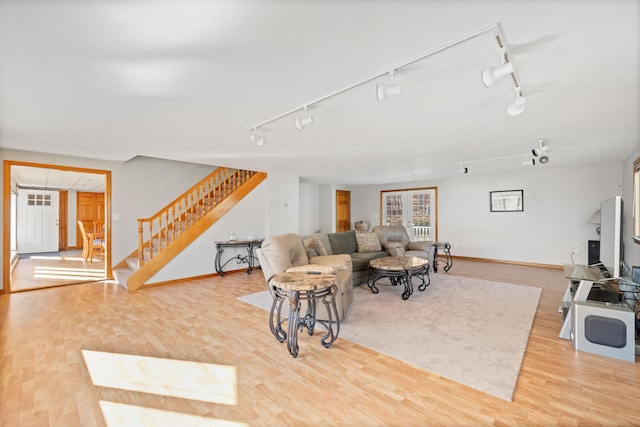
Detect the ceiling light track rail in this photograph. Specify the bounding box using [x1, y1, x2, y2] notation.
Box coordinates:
[246, 22, 524, 145]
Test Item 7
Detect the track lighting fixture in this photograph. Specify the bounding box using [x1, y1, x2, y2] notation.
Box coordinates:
[294, 106, 314, 130]
[249, 128, 266, 147]
[506, 86, 526, 117]
[481, 57, 514, 87]
[376, 70, 401, 101]
[522, 155, 535, 166]
[531, 137, 550, 164]
[246, 22, 525, 145]
[482, 39, 525, 119]
[457, 165, 469, 174]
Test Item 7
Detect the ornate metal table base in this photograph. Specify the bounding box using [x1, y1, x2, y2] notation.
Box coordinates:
[434, 241, 453, 273]
[269, 273, 340, 358]
[367, 256, 430, 300]
[215, 239, 263, 276]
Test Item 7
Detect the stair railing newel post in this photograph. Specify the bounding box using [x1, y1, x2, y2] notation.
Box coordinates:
[159, 213, 164, 251]
[147, 220, 153, 261]
[137, 219, 144, 266]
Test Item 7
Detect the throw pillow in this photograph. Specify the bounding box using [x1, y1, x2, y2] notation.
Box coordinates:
[328, 230, 358, 254]
[356, 232, 382, 253]
[303, 237, 328, 257]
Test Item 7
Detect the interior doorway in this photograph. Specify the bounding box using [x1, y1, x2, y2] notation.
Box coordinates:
[336, 190, 351, 232]
[3, 160, 112, 293]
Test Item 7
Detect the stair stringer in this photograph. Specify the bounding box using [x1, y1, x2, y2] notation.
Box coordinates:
[125, 171, 267, 291]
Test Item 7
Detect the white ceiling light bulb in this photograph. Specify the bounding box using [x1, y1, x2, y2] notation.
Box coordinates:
[507, 86, 526, 117]
[377, 70, 401, 101]
[294, 106, 314, 130]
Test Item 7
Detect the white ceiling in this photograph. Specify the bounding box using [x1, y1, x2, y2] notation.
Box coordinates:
[1, 0, 638, 186]
[11, 166, 105, 192]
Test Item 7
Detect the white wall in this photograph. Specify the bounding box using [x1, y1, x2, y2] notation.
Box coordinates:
[263, 172, 299, 236]
[3, 147, 638, 290]
[315, 184, 353, 233]
[351, 161, 623, 266]
[299, 182, 319, 234]
[1, 149, 220, 290]
[149, 172, 299, 283]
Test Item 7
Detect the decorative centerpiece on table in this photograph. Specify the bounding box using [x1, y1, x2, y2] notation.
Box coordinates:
[354, 221, 368, 233]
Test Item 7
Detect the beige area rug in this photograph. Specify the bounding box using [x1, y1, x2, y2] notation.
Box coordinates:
[238, 274, 541, 401]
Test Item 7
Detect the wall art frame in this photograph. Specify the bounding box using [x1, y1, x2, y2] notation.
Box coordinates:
[490, 190, 524, 212]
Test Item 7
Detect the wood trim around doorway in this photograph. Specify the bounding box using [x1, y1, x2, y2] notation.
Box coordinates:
[2, 160, 113, 293]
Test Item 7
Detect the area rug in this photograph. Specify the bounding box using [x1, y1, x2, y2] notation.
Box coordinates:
[238, 274, 541, 401]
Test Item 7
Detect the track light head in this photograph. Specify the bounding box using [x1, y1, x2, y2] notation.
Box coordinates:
[522, 154, 536, 166]
[377, 70, 401, 101]
[481, 62, 514, 87]
[250, 128, 266, 147]
[534, 137, 549, 163]
[294, 115, 313, 130]
[377, 83, 401, 101]
[294, 106, 314, 130]
[507, 87, 526, 117]
[457, 166, 469, 174]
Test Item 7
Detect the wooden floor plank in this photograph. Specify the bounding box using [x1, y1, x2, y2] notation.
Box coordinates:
[1, 259, 640, 426]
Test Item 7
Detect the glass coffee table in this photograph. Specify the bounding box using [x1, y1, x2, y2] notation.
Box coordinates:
[367, 256, 430, 300]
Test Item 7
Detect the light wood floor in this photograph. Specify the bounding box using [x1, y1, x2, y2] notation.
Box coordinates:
[10, 250, 106, 292]
[1, 259, 640, 426]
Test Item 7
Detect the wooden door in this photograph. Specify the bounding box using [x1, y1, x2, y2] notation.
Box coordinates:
[76, 192, 105, 247]
[59, 191, 68, 249]
[336, 190, 351, 232]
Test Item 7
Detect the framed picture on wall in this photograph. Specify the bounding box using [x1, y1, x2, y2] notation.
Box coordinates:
[490, 190, 523, 212]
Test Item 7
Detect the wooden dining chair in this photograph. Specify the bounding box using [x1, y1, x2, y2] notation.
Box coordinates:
[92, 220, 104, 233]
[78, 220, 104, 262]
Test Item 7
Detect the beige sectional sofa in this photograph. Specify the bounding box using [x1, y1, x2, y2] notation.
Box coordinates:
[255, 233, 354, 321]
[301, 230, 386, 286]
[255, 227, 435, 321]
[302, 226, 435, 286]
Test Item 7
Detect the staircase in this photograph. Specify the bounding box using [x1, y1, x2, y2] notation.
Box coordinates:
[113, 167, 267, 291]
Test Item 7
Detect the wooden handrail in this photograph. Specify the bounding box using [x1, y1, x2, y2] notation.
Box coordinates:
[136, 168, 257, 267]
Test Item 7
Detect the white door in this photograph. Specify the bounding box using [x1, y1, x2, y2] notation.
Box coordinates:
[17, 189, 60, 253]
[381, 188, 437, 241]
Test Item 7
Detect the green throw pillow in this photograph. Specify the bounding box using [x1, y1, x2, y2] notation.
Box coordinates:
[328, 230, 358, 254]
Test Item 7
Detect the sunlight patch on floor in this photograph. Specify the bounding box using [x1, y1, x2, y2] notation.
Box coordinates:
[82, 350, 238, 405]
[34, 265, 104, 281]
[100, 401, 247, 427]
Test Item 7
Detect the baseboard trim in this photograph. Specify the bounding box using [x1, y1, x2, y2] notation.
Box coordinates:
[449, 255, 562, 270]
[144, 258, 561, 290]
[142, 268, 256, 288]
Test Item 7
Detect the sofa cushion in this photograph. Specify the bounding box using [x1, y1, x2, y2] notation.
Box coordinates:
[286, 264, 335, 274]
[350, 251, 388, 271]
[356, 232, 382, 253]
[302, 236, 328, 257]
[328, 230, 358, 254]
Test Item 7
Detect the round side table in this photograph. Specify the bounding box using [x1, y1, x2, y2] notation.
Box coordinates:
[269, 272, 340, 357]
